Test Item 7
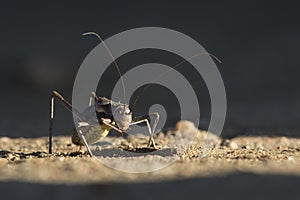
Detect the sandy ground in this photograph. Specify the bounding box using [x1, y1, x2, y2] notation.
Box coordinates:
[1, 121, 300, 199]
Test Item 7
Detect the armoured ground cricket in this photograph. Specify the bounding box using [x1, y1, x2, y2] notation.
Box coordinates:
[49, 32, 160, 156]
[48, 32, 221, 156]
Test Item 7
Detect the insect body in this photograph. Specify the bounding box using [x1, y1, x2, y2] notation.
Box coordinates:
[49, 91, 159, 156]
[48, 32, 161, 156]
[48, 31, 221, 156]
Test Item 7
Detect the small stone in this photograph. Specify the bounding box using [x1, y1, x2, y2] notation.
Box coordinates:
[0, 137, 11, 143]
[176, 121, 196, 132]
[228, 141, 239, 149]
[241, 146, 250, 149]
[221, 139, 230, 146]
[221, 139, 238, 149]
[6, 153, 20, 161]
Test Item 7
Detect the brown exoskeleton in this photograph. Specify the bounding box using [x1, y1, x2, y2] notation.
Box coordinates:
[49, 90, 159, 156]
[48, 32, 221, 156]
[49, 32, 159, 156]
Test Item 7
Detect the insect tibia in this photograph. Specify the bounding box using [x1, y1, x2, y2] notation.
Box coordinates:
[133, 115, 151, 126]
[91, 92, 99, 101]
[52, 90, 64, 100]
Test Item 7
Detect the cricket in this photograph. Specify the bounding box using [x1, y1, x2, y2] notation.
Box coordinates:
[49, 32, 160, 156]
[48, 32, 221, 157]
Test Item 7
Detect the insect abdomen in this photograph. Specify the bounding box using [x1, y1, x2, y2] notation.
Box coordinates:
[71, 124, 111, 146]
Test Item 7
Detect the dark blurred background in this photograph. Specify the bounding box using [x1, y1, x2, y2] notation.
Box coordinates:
[0, 1, 299, 138]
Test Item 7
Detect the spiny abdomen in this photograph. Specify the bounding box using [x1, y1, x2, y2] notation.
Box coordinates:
[71, 123, 111, 146]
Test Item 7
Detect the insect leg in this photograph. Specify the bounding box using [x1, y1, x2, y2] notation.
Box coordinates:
[49, 91, 90, 155]
[130, 112, 160, 148]
[100, 119, 125, 135]
[88, 91, 99, 106]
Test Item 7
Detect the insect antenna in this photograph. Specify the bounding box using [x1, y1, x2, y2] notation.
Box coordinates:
[131, 52, 222, 109]
[82, 32, 127, 103]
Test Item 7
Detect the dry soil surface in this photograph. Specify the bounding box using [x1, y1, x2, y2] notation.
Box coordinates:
[1, 121, 300, 199]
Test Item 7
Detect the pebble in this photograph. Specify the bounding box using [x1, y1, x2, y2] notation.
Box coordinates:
[176, 121, 196, 132]
[228, 141, 239, 149]
[241, 145, 250, 149]
[221, 139, 239, 149]
[6, 153, 20, 161]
